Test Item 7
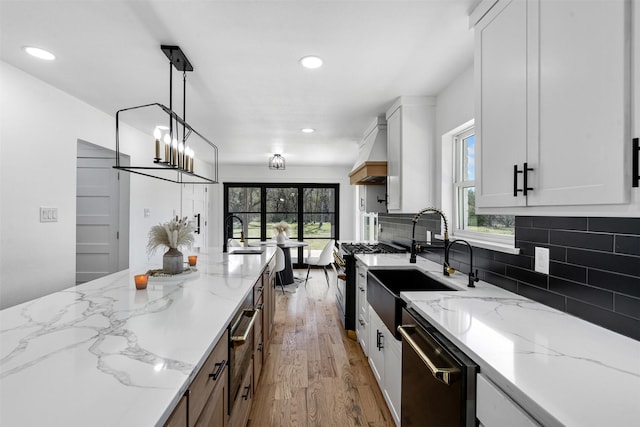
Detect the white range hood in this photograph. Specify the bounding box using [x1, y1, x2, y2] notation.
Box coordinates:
[349, 117, 387, 185]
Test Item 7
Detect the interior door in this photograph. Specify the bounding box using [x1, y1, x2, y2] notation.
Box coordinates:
[76, 142, 120, 284]
[182, 184, 208, 250]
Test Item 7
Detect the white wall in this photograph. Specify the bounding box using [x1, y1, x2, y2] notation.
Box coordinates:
[434, 66, 475, 207]
[212, 164, 356, 247]
[0, 60, 180, 309]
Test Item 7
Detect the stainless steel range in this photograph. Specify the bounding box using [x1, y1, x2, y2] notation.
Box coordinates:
[337, 241, 406, 333]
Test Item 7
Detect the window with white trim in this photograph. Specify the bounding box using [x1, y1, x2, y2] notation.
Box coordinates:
[452, 126, 514, 243]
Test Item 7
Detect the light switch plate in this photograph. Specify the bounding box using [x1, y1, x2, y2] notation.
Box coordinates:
[40, 207, 58, 222]
[535, 247, 550, 274]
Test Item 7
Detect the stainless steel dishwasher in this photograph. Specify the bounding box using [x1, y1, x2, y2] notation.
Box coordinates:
[397, 307, 477, 426]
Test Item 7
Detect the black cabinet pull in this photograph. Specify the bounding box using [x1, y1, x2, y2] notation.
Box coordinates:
[523, 162, 534, 196]
[209, 360, 226, 381]
[633, 138, 639, 188]
[242, 383, 251, 400]
[257, 342, 264, 352]
[514, 163, 534, 196]
[376, 330, 384, 351]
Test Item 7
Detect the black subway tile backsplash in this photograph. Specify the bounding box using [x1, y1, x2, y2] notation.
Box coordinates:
[615, 235, 640, 256]
[549, 261, 587, 283]
[589, 217, 640, 235]
[494, 252, 532, 269]
[566, 248, 640, 277]
[587, 270, 640, 299]
[532, 216, 587, 231]
[516, 227, 549, 244]
[615, 294, 640, 320]
[506, 266, 548, 289]
[518, 283, 567, 312]
[549, 277, 613, 310]
[550, 230, 613, 252]
[483, 271, 518, 293]
[378, 214, 640, 340]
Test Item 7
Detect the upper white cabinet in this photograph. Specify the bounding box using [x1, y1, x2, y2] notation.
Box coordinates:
[386, 96, 436, 213]
[474, 0, 632, 209]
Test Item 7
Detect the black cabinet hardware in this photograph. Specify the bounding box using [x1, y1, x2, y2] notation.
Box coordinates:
[242, 383, 251, 400]
[209, 360, 226, 381]
[194, 213, 201, 234]
[376, 330, 384, 351]
[633, 138, 639, 188]
[513, 163, 534, 197]
[257, 342, 264, 352]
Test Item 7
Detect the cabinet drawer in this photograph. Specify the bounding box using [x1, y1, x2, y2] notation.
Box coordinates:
[194, 367, 228, 427]
[229, 370, 252, 427]
[189, 330, 229, 427]
[477, 374, 539, 427]
[254, 279, 265, 304]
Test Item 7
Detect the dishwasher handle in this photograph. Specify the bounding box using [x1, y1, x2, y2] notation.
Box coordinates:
[398, 324, 460, 386]
[230, 308, 260, 348]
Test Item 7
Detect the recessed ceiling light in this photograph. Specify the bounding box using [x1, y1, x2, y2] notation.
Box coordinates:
[24, 46, 56, 61]
[299, 56, 323, 69]
[301, 128, 315, 134]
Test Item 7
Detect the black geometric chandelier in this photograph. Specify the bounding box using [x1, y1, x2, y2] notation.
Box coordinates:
[113, 45, 218, 184]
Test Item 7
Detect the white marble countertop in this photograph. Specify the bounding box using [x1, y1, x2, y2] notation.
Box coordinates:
[0, 247, 275, 427]
[355, 253, 640, 427]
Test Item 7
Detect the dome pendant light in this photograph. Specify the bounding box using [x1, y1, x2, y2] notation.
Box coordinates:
[269, 154, 286, 170]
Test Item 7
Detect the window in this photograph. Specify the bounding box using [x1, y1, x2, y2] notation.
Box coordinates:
[452, 126, 514, 243]
[224, 183, 339, 266]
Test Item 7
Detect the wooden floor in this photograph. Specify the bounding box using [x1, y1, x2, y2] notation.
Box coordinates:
[248, 269, 395, 427]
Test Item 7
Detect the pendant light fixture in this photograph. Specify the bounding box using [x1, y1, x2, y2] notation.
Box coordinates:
[269, 154, 286, 170]
[113, 45, 218, 184]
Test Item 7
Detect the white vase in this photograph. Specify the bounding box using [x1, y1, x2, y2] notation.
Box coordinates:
[276, 232, 286, 244]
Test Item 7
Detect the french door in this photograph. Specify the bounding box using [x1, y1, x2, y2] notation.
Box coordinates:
[224, 183, 339, 266]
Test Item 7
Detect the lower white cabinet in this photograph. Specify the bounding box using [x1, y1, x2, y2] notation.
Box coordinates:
[477, 374, 540, 427]
[355, 261, 369, 356]
[368, 308, 401, 426]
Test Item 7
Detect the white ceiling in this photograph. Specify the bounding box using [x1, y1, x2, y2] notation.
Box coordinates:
[0, 0, 477, 167]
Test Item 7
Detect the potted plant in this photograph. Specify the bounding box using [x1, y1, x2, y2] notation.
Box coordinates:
[148, 216, 195, 274]
[273, 221, 290, 244]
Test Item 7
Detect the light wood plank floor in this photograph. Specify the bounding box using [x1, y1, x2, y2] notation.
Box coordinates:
[248, 269, 395, 427]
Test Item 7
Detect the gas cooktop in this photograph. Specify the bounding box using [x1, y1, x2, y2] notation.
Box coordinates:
[340, 242, 406, 255]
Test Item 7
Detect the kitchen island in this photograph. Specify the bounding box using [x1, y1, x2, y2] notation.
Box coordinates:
[356, 253, 640, 427]
[0, 247, 275, 427]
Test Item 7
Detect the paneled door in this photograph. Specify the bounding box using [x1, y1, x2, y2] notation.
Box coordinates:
[76, 141, 120, 284]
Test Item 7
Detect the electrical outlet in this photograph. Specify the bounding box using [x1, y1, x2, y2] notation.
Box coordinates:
[535, 247, 550, 274]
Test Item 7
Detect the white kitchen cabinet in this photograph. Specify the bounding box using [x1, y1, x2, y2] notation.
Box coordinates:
[355, 260, 369, 356]
[368, 308, 401, 426]
[474, 0, 631, 209]
[368, 308, 385, 384]
[477, 374, 540, 427]
[385, 96, 436, 213]
[383, 329, 401, 426]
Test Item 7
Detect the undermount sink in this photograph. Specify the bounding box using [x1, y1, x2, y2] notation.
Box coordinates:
[367, 268, 457, 339]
